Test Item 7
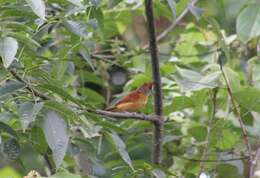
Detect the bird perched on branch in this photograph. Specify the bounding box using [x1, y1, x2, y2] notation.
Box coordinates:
[105, 82, 154, 112]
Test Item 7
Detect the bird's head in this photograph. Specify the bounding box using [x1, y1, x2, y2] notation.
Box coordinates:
[137, 82, 154, 94]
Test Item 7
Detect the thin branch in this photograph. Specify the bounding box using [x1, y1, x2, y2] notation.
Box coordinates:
[145, 0, 164, 165]
[218, 61, 252, 177]
[198, 88, 218, 177]
[10, 69, 50, 100]
[85, 109, 158, 122]
[143, 0, 198, 49]
[177, 155, 249, 163]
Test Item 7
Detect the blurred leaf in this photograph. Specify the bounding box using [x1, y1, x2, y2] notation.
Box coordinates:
[216, 130, 240, 150]
[0, 121, 18, 138]
[66, 0, 84, 7]
[39, 84, 82, 106]
[0, 81, 25, 98]
[152, 169, 166, 178]
[164, 96, 194, 114]
[3, 138, 20, 160]
[216, 163, 241, 178]
[79, 49, 95, 71]
[79, 88, 105, 104]
[44, 101, 78, 120]
[174, 66, 221, 92]
[43, 111, 69, 168]
[49, 172, 81, 178]
[188, 4, 204, 20]
[188, 125, 207, 141]
[109, 131, 134, 171]
[223, 67, 241, 92]
[234, 87, 260, 112]
[31, 126, 48, 154]
[18, 102, 43, 131]
[0, 36, 18, 68]
[65, 20, 88, 37]
[0, 167, 21, 178]
[25, 0, 46, 19]
[166, 0, 176, 17]
[236, 4, 260, 42]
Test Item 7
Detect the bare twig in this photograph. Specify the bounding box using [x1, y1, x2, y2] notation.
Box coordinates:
[10, 69, 50, 100]
[85, 109, 158, 122]
[219, 61, 252, 177]
[198, 88, 218, 177]
[145, 0, 164, 164]
[143, 0, 198, 49]
[177, 155, 249, 163]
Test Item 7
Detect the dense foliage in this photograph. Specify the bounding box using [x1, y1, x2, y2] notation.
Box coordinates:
[0, 0, 259, 177]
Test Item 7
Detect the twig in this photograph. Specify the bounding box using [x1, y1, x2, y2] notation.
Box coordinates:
[177, 155, 249, 163]
[145, 0, 164, 165]
[197, 88, 218, 177]
[143, 0, 198, 49]
[43, 154, 55, 175]
[218, 61, 252, 177]
[10, 69, 50, 100]
[85, 109, 158, 122]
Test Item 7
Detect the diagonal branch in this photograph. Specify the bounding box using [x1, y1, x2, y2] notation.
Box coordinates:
[145, 0, 164, 165]
[218, 62, 252, 177]
[143, 0, 198, 49]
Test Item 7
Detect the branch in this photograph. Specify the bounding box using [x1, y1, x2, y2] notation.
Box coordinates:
[145, 0, 164, 165]
[219, 61, 252, 177]
[10, 69, 50, 100]
[143, 0, 198, 49]
[85, 109, 158, 122]
[177, 155, 249, 163]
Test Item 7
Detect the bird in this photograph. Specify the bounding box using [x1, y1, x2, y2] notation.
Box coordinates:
[105, 82, 154, 112]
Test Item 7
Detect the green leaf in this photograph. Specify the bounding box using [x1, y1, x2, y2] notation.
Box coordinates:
[49, 172, 81, 178]
[65, 20, 88, 37]
[223, 67, 241, 92]
[0, 37, 18, 68]
[79, 49, 95, 71]
[18, 102, 43, 131]
[216, 130, 240, 150]
[164, 96, 194, 115]
[166, 0, 176, 17]
[216, 163, 240, 178]
[174, 66, 221, 92]
[3, 138, 20, 160]
[44, 101, 78, 120]
[0, 81, 25, 98]
[0, 122, 18, 138]
[188, 4, 203, 20]
[39, 84, 82, 106]
[79, 88, 105, 104]
[31, 126, 48, 154]
[234, 87, 260, 112]
[66, 0, 84, 7]
[109, 131, 134, 171]
[43, 111, 69, 168]
[188, 126, 207, 141]
[236, 4, 260, 42]
[152, 169, 166, 178]
[25, 0, 46, 19]
[0, 167, 21, 178]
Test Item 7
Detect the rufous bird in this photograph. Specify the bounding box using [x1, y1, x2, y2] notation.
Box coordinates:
[105, 82, 154, 112]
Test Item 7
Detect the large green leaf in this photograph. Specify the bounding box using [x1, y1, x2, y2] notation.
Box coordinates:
[164, 96, 194, 115]
[188, 125, 207, 142]
[236, 4, 260, 42]
[0, 81, 25, 98]
[25, 0, 46, 19]
[216, 163, 241, 178]
[234, 87, 260, 112]
[43, 111, 69, 168]
[18, 102, 43, 131]
[0, 37, 18, 68]
[109, 131, 134, 171]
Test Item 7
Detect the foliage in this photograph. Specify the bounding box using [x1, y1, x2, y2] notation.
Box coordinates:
[0, 0, 259, 177]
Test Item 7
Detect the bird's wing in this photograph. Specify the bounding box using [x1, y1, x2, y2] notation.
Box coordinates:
[114, 91, 142, 106]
